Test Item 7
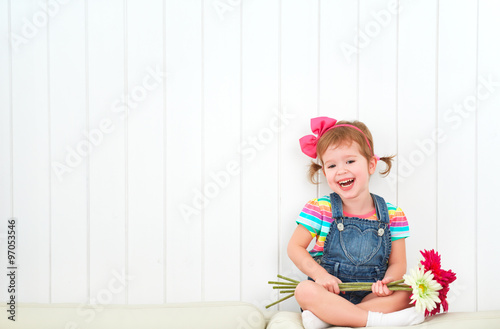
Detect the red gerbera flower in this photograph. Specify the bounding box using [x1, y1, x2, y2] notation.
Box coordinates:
[419, 249, 457, 316]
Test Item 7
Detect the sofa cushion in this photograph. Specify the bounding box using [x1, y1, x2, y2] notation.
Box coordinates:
[265, 310, 500, 329]
[0, 302, 266, 329]
[266, 311, 304, 329]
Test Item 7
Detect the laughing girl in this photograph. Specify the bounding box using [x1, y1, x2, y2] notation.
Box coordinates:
[288, 117, 425, 328]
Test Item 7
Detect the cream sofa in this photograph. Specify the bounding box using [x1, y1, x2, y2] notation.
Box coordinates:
[1, 302, 499, 329]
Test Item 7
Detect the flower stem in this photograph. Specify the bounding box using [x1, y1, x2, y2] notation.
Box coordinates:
[265, 292, 295, 309]
[273, 285, 297, 289]
[266, 275, 413, 308]
[386, 286, 412, 291]
[277, 274, 301, 284]
[268, 281, 298, 286]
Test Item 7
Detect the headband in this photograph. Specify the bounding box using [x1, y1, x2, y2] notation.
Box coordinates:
[299, 116, 379, 160]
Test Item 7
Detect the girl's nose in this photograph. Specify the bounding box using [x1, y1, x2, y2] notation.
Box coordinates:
[337, 167, 348, 175]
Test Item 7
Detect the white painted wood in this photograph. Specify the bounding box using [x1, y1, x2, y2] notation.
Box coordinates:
[319, 0, 358, 117]
[165, 0, 203, 303]
[437, 0, 478, 312]
[48, 0, 88, 303]
[476, 0, 500, 312]
[10, 0, 51, 303]
[202, 0, 241, 301]
[126, 0, 164, 304]
[358, 0, 399, 202]
[318, 0, 359, 197]
[87, 0, 127, 304]
[0, 0, 11, 303]
[2, 1, 499, 311]
[279, 0, 319, 311]
[240, 0, 280, 310]
[396, 0, 438, 266]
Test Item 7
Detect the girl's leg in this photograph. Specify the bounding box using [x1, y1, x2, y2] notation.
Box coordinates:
[295, 280, 368, 327]
[358, 291, 425, 327]
[357, 291, 412, 313]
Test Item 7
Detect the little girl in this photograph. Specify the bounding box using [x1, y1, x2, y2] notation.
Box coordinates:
[288, 117, 425, 328]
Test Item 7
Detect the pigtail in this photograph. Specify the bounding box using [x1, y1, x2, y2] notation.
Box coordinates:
[308, 160, 323, 184]
[378, 154, 396, 177]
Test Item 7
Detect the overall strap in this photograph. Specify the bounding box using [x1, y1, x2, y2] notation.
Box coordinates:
[371, 193, 390, 224]
[329, 192, 344, 219]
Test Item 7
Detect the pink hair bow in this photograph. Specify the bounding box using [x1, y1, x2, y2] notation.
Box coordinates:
[299, 117, 337, 159]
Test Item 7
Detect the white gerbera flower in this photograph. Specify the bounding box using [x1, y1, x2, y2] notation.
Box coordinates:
[403, 266, 443, 313]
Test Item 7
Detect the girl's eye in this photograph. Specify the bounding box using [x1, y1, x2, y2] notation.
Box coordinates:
[347, 160, 355, 164]
[328, 164, 336, 169]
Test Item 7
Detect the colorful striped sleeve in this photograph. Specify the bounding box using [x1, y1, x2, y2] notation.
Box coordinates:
[296, 196, 333, 257]
[387, 203, 410, 241]
[296, 198, 323, 238]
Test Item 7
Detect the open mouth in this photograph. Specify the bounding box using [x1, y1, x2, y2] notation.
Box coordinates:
[338, 178, 355, 188]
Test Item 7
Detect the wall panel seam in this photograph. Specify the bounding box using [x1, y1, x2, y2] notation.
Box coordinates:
[395, 0, 399, 205]
[316, 0, 320, 199]
[8, 0, 13, 219]
[474, 0, 479, 312]
[277, 0, 282, 311]
[47, 0, 52, 303]
[85, 0, 90, 304]
[162, 0, 167, 305]
[124, 0, 129, 305]
[201, 0, 205, 302]
[435, 0, 440, 252]
[239, 0, 243, 302]
[356, 0, 360, 119]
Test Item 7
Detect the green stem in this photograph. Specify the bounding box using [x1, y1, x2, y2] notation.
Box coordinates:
[273, 285, 297, 289]
[265, 292, 295, 309]
[339, 286, 412, 292]
[340, 286, 373, 291]
[338, 283, 372, 288]
[338, 282, 374, 286]
[277, 274, 301, 284]
[266, 275, 413, 308]
[387, 286, 412, 291]
[268, 281, 298, 286]
[270, 284, 411, 292]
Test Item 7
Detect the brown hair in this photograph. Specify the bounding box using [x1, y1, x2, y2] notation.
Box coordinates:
[308, 120, 395, 184]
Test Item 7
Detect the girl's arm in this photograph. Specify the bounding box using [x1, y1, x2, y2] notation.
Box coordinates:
[372, 238, 407, 296]
[287, 224, 342, 294]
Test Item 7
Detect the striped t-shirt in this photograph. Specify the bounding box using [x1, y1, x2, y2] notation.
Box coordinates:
[297, 195, 410, 257]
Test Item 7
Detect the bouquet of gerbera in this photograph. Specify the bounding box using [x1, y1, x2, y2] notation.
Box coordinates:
[266, 249, 457, 316]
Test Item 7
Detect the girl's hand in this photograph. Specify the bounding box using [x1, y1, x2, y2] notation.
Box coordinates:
[371, 277, 395, 297]
[314, 273, 343, 294]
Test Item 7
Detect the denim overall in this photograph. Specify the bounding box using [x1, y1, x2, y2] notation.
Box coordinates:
[319, 192, 392, 304]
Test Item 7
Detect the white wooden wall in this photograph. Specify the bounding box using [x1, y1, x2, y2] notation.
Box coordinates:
[1, 0, 500, 315]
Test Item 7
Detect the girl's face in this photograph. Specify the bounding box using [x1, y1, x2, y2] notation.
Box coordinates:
[321, 141, 377, 201]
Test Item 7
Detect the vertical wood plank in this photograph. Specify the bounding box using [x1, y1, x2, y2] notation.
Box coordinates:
[397, 0, 438, 265]
[240, 0, 280, 309]
[165, 0, 203, 303]
[477, 0, 500, 312]
[11, 0, 50, 302]
[0, 0, 11, 303]
[318, 0, 358, 196]
[2, 0, 499, 307]
[49, 0, 88, 302]
[280, 0, 318, 311]
[358, 0, 399, 201]
[202, 0, 241, 301]
[87, 0, 127, 304]
[126, 0, 164, 304]
[437, 0, 477, 312]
